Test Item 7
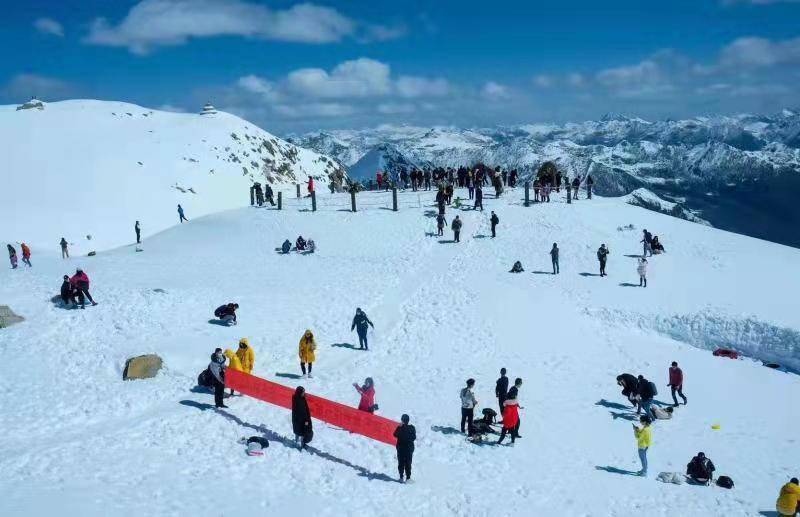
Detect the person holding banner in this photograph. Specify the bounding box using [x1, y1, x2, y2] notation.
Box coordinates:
[292, 386, 313, 450]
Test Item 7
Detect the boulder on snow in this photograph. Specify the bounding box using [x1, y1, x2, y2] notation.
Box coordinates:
[123, 354, 163, 380]
[0, 305, 25, 328]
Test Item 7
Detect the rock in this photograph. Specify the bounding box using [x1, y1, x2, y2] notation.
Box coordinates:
[0, 305, 24, 328]
[123, 354, 163, 380]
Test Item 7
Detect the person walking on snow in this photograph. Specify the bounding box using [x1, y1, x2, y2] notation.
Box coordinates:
[496, 368, 509, 414]
[394, 414, 416, 483]
[633, 415, 652, 476]
[292, 386, 312, 450]
[7, 244, 18, 269]
[20, 243, 32, 267]
[452, 215, 463, 243]
[641, 229, 653, 257]
[776, 478, 800, 517]
[636, 375, 656, 417]
[177, 204, 188, 223]
[497, 391, 521, 445]
[597, 244, 610, 276]
[616, 373, 639, 406]
[490, 211, 499, 238]
[208, 348, 227, 408]
[668, 361, 687, 406]
[299, 330, 317, 378]
[637, 257, 648, 287]
[351, 308, 374, 350]
[550, 243, 560, 274]
[223, 349, 243, 396]
[474, 186, 484, 211]
[70, 268, 97, 308]
[354, 377, 377, 412]
[60, 237, 69, 259]
[135, 221, 141, 244]
[460, 379, 478, 434]
[436, 214, 447, 237]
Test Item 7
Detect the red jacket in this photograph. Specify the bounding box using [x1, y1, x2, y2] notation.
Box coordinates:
[21, 243, 31, 258]
[502, 401, 519, 430]
[355, 384, 375, 412]
[376, 172, 383, 183]
[307, 177, 314, 192]
[669, 366, 683, 387]
[70, 271, 90, 288]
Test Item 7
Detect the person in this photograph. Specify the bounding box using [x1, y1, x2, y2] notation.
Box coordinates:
[616, 374, 639, 406]
[281, 239, 292, 254]
[467, 176, 475, 200]
[7, 244, 18, 269]
[452, 215, 462, 243]
[223, 349, 243, 396]
[296, 236, 307, 251]
[177, 204, 188, 223]
[436, 214, 447, 237]
[636, 375, 656, 417]
[597, 244, 610, 276]
[299, 330, 316, 378]
[633, 415, 652, 476]
[394, 414, 416, 483]
[776, 478, 800, 517]
[135, 221, 141, 244]
[353, 377, 376, 412]
[637, 257, 648, 287]
[651, 236, 665, 254]
[265, 184, 275, 206]
[376, 172, 383, 191]
[460, 379, 478, 434]
[651, 406, 673, 420]
[214, 303, 239, 326]
[641, 229, 653, 257]
[474, 185, 483, 211]
[504, 378, 523, 438]
[351, 308, 374, 350]
[70, 268, 97, 308]
[60, 275, 76, 306]
[572, 177, 581, 200]
[307, 176, 314, 194]
[533, 179, 541, 202]
[291, 386, 312, 450]
[60, 237, 69, 259]
[209, 348, 227, 408]
[236, 338, 255, 374]
[20, 243, 32, 267]
[550, 243, 560, 274]
[668, 361, 687, 406]
[495, 368, 509, 414]
[509, 261, 525, 273]
[496, 392, 520, 445]
[490, 211, 499, 238]
[686, 452, 716, 485]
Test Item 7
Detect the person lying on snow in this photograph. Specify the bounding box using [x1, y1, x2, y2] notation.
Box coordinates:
[214, 303, 239, 326]
[354, 377, 378, 412]
[651, 406, 674, 420]
[686, 452, 716, 485]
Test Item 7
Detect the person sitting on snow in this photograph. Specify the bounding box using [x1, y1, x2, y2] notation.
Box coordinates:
[281, 239, 292, 254]
[509, 261, 525, 273]
[652, 236, 665, 254]
[214, 303, 239, 326]
[307, 239, 316, 253]
[296, 236, 307, 251]
[686, 452, 716, 485]
[60, 275, 76, 306]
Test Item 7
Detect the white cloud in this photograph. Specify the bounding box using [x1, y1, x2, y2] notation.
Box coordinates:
[2, 74, 76, 100]
[377, 102, 415, 114]
[157, 103, 187, 112]
[567, 73, 586, 87]
[482, 81, 510, 100]
[274, 102, 355, 118]
[362, 23, 407, 42]
[718, 36, 800, 68]
[596, 60, 663, 88]
[34, 17, 64, 37]
[396, 76, 449, 98]
[85, 0, 357, 54]
[237, 74, 281, 102]
[286, 59, 392, 98]
[532, 74, 555, 88]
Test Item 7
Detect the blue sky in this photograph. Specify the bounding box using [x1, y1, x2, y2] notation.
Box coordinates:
[3, 0, 800, 133]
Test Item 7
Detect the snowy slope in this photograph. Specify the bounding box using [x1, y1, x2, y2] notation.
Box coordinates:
[1, 100, 345, 252]
[1, 188, 799, 516]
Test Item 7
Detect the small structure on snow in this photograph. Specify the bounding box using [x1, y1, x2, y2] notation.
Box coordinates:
[200, 102, 217, 116]
[16, 97, 45, 111]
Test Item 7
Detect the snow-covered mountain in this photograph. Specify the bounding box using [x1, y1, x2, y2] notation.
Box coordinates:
[292, 111, 800, 247]
[1, 100, 345, 252]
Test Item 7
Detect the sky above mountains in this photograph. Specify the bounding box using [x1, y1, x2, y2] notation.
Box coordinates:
[3, 0, 800, 133]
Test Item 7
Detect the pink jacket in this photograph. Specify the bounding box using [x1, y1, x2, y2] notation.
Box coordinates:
[669, 366, 683, 387]
[70, 271, 90, 288]
[355, 384, 375, 411]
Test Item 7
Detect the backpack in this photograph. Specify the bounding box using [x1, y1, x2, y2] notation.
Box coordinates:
[481, 407, 497, 423]
[197, 368, 213, 388]
[716, 476, 734, 489]
[649, 381, 658, 397]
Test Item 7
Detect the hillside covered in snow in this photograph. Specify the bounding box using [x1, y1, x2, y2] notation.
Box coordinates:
[1, 187, 799, 516]
[1, 100, 345, 252]
[292, 111, 800, 247]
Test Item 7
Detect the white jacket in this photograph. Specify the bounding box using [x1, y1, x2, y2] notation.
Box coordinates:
[460, 387, 477, 409]
[637, 259, 648, 276]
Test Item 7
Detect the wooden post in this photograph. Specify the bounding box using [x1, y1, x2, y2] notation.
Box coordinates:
[296, 184, 301, 198]
[392, 187, 398, 212]
[311, 191, 317, 212]
[524, 181, 530, 207]
[588, 184, 593, 199]
[351, 190, 357, 212]
[566, 184, 572, 204]
[277, 191, 282, 210]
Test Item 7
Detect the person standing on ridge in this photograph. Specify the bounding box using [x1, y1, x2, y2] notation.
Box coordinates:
[668, 361, 687, 406]
[177, 204, 188, 223]
[460, 379, 478, 434]
[60, 237, 69, 259]
[495, 368, 509, 414]
[208, 348, 227, 408]
[490, 211, 499, 238]
[292, 386, 312, 450]
[351, 308, 374, 350]
[550, 243, 560, 274]
[474, 185, 484, 211]
[20, 243, 32, 267]
[597, 244, 610, 276]
[452, 215, 463, 243]
[633, 415, 652, 476]
[641, 229, 653, 257]
[135, 221, 141, 244]
[394, 414, 416, 483]
[299, 330, 317, 378]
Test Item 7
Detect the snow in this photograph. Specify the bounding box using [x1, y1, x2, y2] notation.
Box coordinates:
[0, 100, 344, 253]
[1, 188, 799, 516]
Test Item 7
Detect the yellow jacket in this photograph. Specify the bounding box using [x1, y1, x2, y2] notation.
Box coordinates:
[299, 330, 316, 363]
[236, 338, 255, 373]
[634, 425, 652, 448]
[777, 482, 800, 516]
[224, 349, 243, 371]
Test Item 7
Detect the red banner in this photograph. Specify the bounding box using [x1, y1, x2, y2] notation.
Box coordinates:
[225, 369, 399, 446]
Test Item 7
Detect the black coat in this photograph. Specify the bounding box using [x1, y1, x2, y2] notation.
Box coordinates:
[618, 373, 638, 396]
[394, 424, 416, 454]
[495, 376, 509, 399]
[637, 378, 655, 400]
[687, 457, 715, 479]
[60, 280, 73, 299]
[507, 385, 519, 400]
[351, 312, 373, 334]
[292, 394, 312, 436]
